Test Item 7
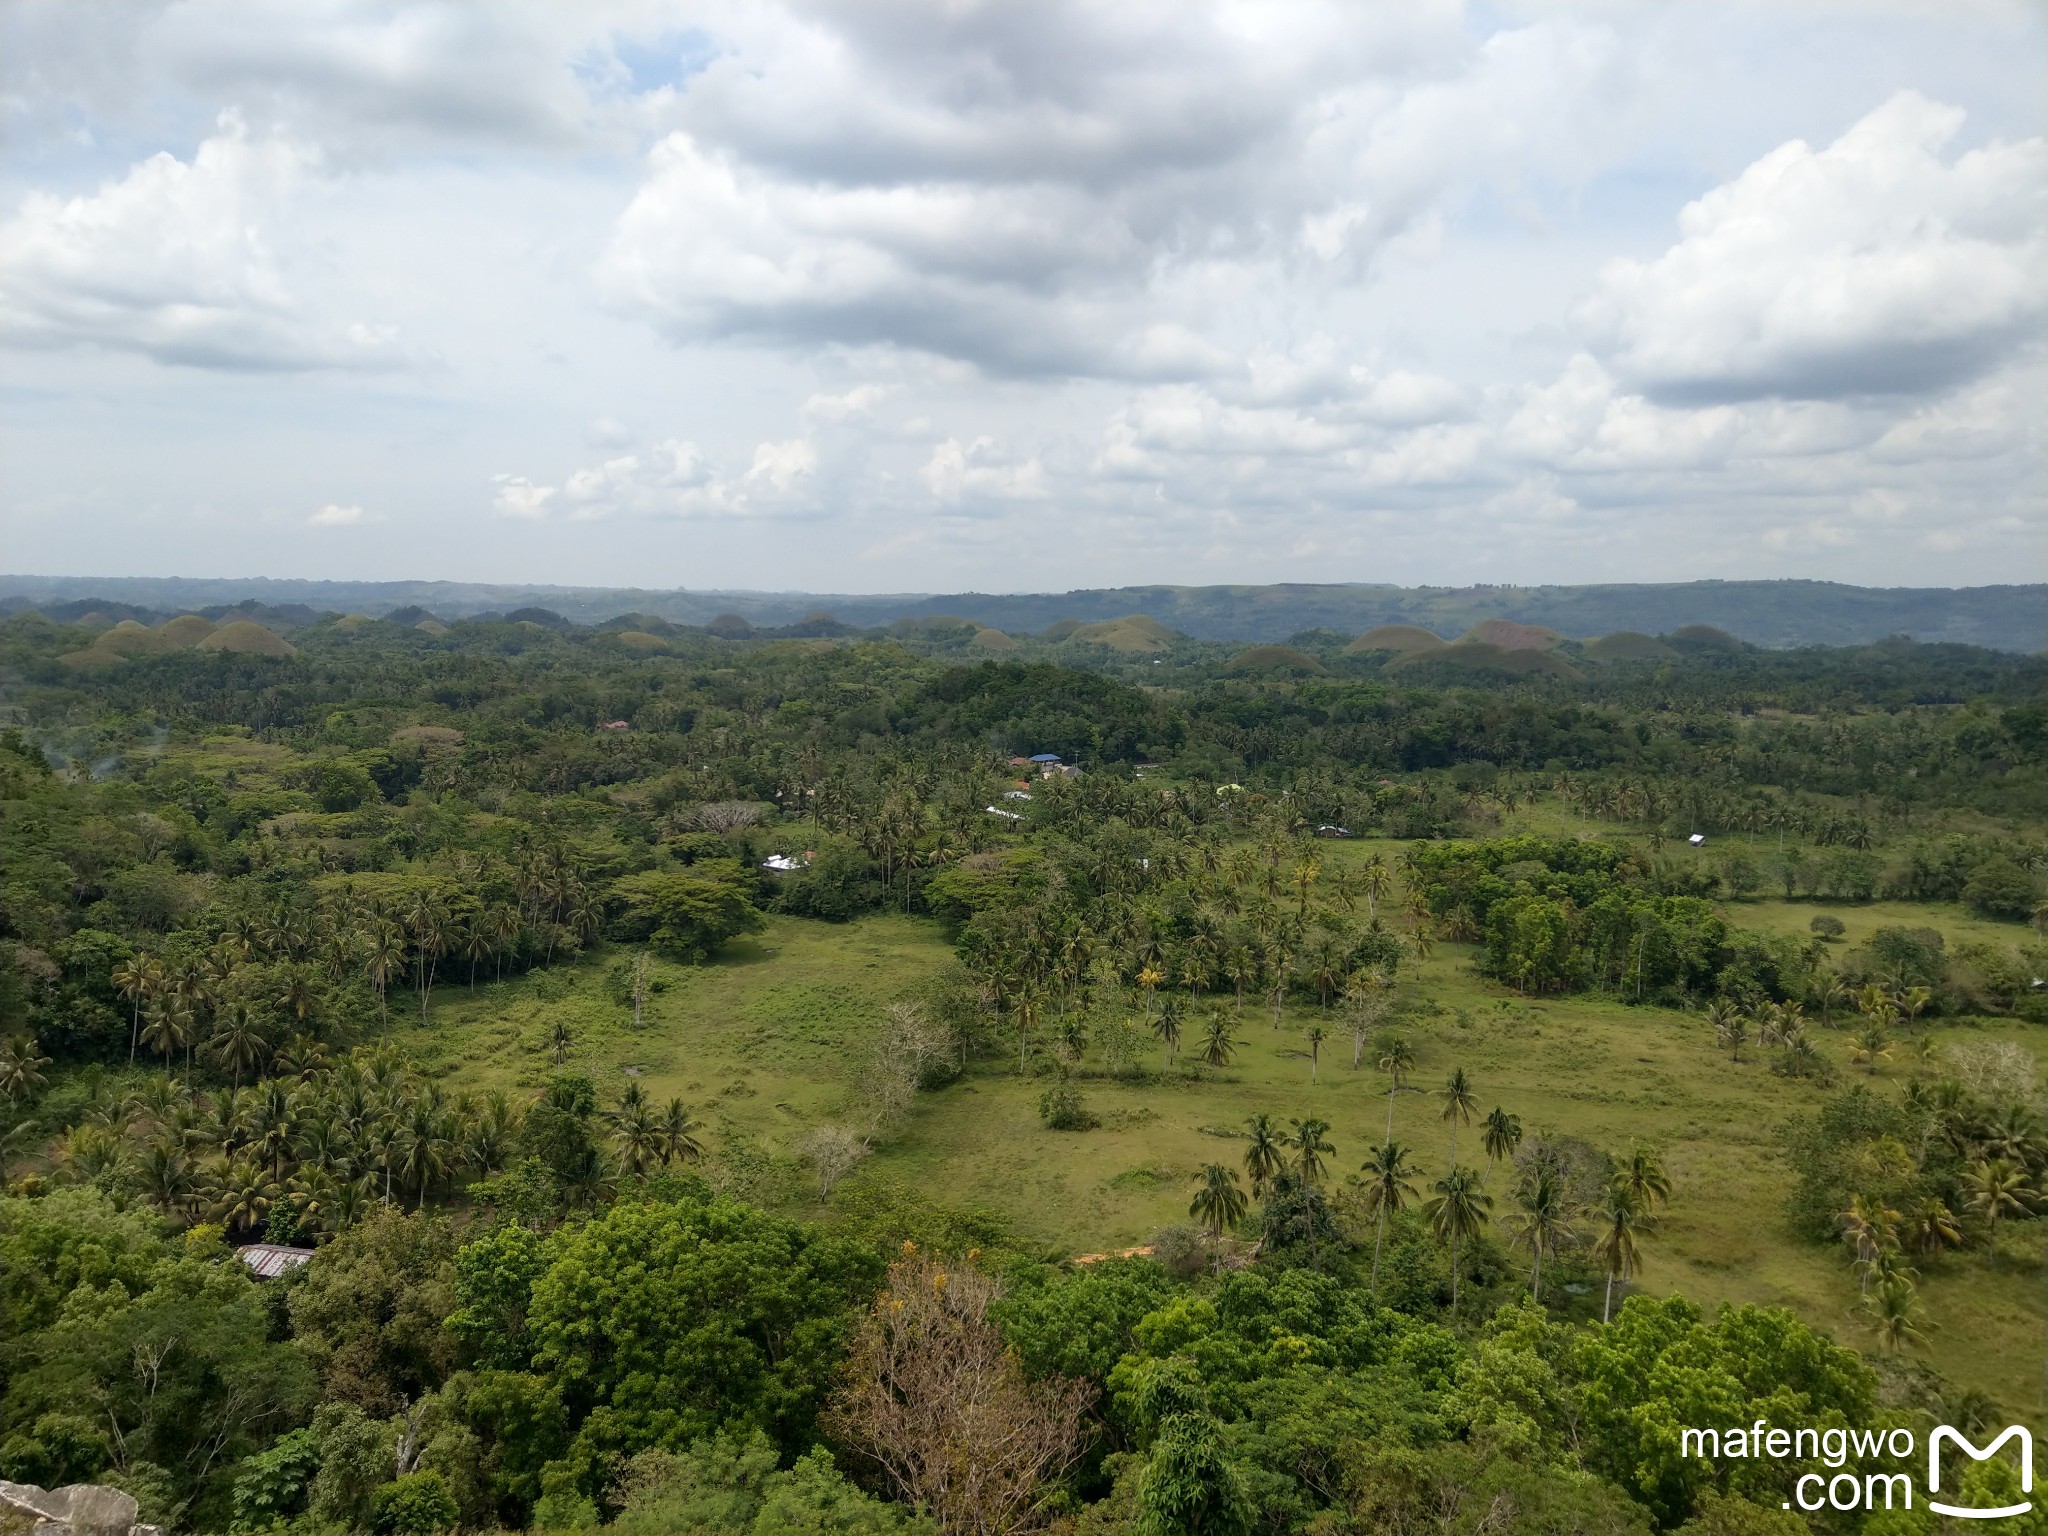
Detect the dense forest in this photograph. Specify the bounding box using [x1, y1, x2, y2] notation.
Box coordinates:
[1, 604, 2043, 1536]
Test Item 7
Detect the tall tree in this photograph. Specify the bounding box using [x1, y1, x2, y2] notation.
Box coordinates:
[1360, 1140, 1418, 1294]
[1424, 1165, 1492, 1309]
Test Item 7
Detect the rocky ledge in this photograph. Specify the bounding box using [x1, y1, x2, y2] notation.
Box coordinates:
[0, 1482, 160, 1536]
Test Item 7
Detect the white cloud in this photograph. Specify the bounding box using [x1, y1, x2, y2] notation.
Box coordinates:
[0, 114, 403, 371]
[501, 433, 821, 522]
[1577, 92, 2047, 403]
[491, 474, 556, 520]
[308, 502, 375, 526]
[921, 437, 1048, 506]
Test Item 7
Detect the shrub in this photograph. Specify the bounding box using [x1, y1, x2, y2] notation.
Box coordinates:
[1038, 1084, 1099, 1131]
[1963, 856, 2037, 921]
[1808, 914, 1846, 940]
[372, 1471, 458, 1536]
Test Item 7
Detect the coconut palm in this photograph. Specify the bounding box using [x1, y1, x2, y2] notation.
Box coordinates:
[207, 1001, 268, 1090]
[0, 1037, 50, 1103]
[1480, 1108, 1522, 1166]
[1360, 1140, 1419, 1293]
[658, 1099, 703, 1165]
[1290, 1117, 1335, 1189]
[1439, 1067, 1476, 1165]
[1849, 1021, 1893, 1074]
[548, 1020, 574, 1066]
[136, 1139, 200, 1221]
[1839, 1194, 1900, 1299]
[1592, 1181, 1654, 1323]
[1864, 1275, 1931, 1354]
[1189, 1163, 1248, 1251]
[1961, 1157, 2037, 1228]
[112, 955, 155, 1067]
[1710, 1003, 1747, 1063]
[1424, 1166, 1492, 1308]
[1153, 1002, 1183, 1070]
[1898, 1197, 1960, 1262]
[1243, 1113, 1286, 1199]
[611, 1096, 662, 1178]
[361, 917, 405, 1035]
[1303, 1025, 1327, 1083]
[1511, 1167, 1579, 1303]
[1615, 1146, 1672, 1211]
[1376, 1034, 1416, 1140]
[1198, 1014, 1240, 1070]
[211, 1159, 280, 1238]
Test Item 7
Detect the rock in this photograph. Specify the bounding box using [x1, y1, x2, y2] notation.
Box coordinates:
[0, 1482, 148, 1536]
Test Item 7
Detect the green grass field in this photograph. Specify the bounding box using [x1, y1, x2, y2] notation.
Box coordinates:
[408, 890, 2048, 1421]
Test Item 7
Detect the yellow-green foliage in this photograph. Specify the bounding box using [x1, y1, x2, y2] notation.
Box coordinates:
[613, 630, 670, 651]
[1390, 641, 1578, 678]
[968, 627, 1019, 652]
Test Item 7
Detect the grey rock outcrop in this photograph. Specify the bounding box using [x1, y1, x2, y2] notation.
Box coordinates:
[0, 1481, 159, 1536]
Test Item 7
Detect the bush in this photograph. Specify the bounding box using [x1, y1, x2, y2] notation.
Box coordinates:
[1963, 856, 2037, 921]
[1808, 914, 1846, 940]
[372, 1471, 458, 1536]
[1038, 1084, 1099, 1131]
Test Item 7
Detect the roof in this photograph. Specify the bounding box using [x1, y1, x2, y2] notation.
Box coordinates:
[1028, 753, 1061, 763]
[761, 854, 807, 872]
[237, 1243, 315, 1278]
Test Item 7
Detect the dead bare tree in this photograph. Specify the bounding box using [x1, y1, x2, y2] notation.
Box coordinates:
[825, 1250, 1091, 1536]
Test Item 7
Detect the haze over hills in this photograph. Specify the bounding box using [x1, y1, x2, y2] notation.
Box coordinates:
[1, 574, 2039, 652]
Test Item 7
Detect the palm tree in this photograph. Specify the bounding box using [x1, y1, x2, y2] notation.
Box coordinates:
[1849, 1021, 1892, 1074]
[1376, 1035, 1416, 1140]
[1615, 1147, 1672, 1211]
[1289, 1117, 1334, 1188]
[1511, 1167, 1579, 1303]
[1592, 1181, 1654, 1322]
[1360, 1140, 1419, 1293]
[140, 1001, 193, 1080]
[1811, 975, 1848, 1028]
[1480, 1108, 1522, 1166]
[361, 918, 405, 1036]
[207, 1002, 268, 1090]
[0, 1037, 50, 1103]
[548, 1020, 574, 1066]
[1304, 1025, 1327, 1083]
[1961, 1158, 2037, 1229]
[1360, 857, 1391, 920]
[136, 1138, 199, 1221]
[1439, 1067, 1476, 1165]
[406, 894, 451, 1024]
[611, 1096, 662, 1178]
[658, 1098, 703, 1165]
[1424, 1166, 1492, 1308]
[1153, 1002, 1183, 1071]
[1243, 1114, 1286, 1199]
[1864, 1275, 1931, 1353]
[1198, 1015, 1239, 1071]
[1709, 1001, 1747, 1062]
[1903, 1197, 1961, 1258]
[112, 955, 154, 1067]
[211, 1159, 280, 1238]
[1189, 1163, 1248, 1255]
[1839, 1193, 1900, 1299]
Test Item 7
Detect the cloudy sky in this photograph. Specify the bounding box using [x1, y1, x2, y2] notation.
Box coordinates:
[1, 1, 2042, 593]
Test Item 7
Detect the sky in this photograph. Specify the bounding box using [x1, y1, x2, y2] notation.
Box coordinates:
[0, 0, 2043, 594]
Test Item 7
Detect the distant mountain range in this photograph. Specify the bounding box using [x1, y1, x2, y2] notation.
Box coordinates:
[2, 575, 2039, 652]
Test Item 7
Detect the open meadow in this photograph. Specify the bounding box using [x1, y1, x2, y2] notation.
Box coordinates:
[411, 886, 2048, 1422]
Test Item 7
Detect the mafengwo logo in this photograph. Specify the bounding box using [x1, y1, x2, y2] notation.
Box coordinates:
[1680, 1421, 2032, 1516]
[1929, 1426, 2033, 1521]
